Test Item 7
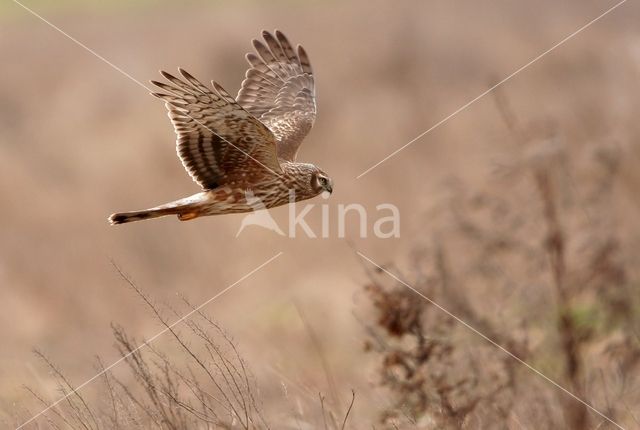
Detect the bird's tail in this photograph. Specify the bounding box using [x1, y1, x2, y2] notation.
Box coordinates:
[109, 207, 179, 225]
[109, 193, 207, 225]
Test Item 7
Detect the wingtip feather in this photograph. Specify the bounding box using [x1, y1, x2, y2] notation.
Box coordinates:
[178, 67, 192, 79]
[160, 70, 179, 81]
[211, 80, 226, 94]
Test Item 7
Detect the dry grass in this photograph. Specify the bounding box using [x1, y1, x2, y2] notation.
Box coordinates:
[11, 269, 357, 430]
[13, 273, 269, 429]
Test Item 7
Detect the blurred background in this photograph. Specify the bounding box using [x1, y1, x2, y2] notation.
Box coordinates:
[2, 0, 640, 428]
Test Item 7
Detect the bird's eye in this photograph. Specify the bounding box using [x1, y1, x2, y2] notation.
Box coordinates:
[318, 177, 327, 185]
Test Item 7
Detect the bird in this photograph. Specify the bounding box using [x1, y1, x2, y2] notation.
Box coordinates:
[235, 190, 285, 237]
[109, 30, 332, 225]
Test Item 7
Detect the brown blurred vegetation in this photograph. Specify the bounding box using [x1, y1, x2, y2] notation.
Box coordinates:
[2, 0, 640, 428]
[359, 87, 640, 428]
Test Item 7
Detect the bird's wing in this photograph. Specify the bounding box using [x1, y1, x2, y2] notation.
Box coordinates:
[236, 30, 316, 162]
[152, 69, 282, 190]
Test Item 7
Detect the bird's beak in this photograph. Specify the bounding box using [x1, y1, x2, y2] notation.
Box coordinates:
[326, 182, 333, 195]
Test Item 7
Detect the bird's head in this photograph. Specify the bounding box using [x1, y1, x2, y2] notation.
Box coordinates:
[310, 167, 333, 196]
[285, 163, 333, 200]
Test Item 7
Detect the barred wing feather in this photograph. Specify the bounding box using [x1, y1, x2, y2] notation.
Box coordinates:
[237, 30, 316, 162]
[151, 68, 281, 190]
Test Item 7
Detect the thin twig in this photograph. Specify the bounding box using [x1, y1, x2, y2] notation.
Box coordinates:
[340, 390, 356, 430]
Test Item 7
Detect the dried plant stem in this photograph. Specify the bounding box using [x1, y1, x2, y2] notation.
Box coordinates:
[493, 88, 587, 429]
[340, 390, 356, 430]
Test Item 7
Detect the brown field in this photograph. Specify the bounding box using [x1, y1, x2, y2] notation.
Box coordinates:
[2, 0, 640, 428]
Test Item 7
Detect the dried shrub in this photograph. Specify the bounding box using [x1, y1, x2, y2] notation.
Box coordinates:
[361, 262, 519, 429]
[360, 90, 640, 429]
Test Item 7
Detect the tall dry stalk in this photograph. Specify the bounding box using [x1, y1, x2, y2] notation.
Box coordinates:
[493, 89, 587, 429]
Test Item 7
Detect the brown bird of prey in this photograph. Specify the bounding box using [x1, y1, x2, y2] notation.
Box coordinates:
[109, 30, 332, 225]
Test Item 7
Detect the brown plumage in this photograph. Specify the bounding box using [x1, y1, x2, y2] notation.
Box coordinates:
[109, 30, 332, 225]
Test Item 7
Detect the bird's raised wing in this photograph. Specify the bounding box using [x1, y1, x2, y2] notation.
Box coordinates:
[236, 30, 316, 162]
[151, 69, 282, 190]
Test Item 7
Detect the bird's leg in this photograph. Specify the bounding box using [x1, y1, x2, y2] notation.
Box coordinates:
[178, 212, 199, 221]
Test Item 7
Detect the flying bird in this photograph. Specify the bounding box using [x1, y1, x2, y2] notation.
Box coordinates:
[109, 30, 332, 225]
